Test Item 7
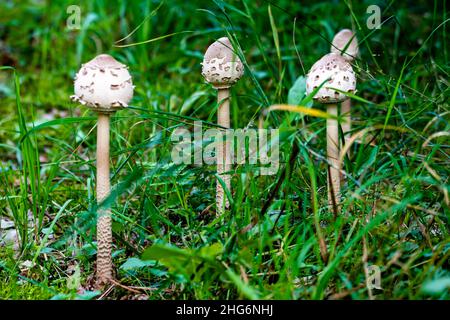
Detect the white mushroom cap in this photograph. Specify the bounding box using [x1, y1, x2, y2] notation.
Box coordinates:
[201, 37, 244, 89]
[71, 54, 134, 113]
[330, 29, 359, 62]
[306, 53, 356, 104]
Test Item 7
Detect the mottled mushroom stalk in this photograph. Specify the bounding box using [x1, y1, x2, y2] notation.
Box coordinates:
[331, 29, 359, 143]
[201, 37, 244, 214]
[71, 54, 134, 286]
[306, 53, 356, 208]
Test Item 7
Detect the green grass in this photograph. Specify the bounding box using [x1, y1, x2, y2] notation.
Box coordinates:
[0, 0, 449, 300]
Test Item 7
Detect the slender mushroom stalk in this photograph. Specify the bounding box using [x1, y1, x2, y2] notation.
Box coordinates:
[201, 37, 244, 214]
[326, 102, 339, 207]
[340, 94, 352, 141]
[216, 88, 231, 211]
[71, 54, 134, 286]
[306, 53, 356, 208]
[331, 29, 359, 142]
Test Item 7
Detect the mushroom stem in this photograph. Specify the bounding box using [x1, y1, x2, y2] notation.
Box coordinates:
[327, 104, 340, 208]
[341, 99, 351, 144]
[96, 113, 113, 285]
[216, 88, 231, 214]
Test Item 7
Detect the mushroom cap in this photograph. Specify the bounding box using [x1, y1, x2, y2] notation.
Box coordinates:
[305, 53, 356, 104]
[71, 54, 134, 113]
[330, 29, 359, 61]
[201, 37, 244, 89]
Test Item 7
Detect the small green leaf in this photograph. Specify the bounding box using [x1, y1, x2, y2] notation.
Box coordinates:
[120, 257, 156, 271]
[198, 242, 223, 258]
[142, 243, 189, 261]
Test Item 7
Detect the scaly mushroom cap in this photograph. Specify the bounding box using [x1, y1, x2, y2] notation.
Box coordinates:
[306, 53, 356, 104]
[71, 54, 134, 113]
[330, 29, 359, 62]
[201, 37, 244, 89]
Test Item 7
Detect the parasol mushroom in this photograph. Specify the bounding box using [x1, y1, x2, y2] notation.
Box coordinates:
[306, 53, 356, 208]
[201, 37, 244, 214]
[71, 54, 134, 286]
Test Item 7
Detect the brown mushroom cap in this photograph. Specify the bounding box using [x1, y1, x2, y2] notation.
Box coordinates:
[85, 54, 126, 69]
[305, 53, 356, 104]
[331, 29, 359, 61]
[201, 37, 244, 89]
